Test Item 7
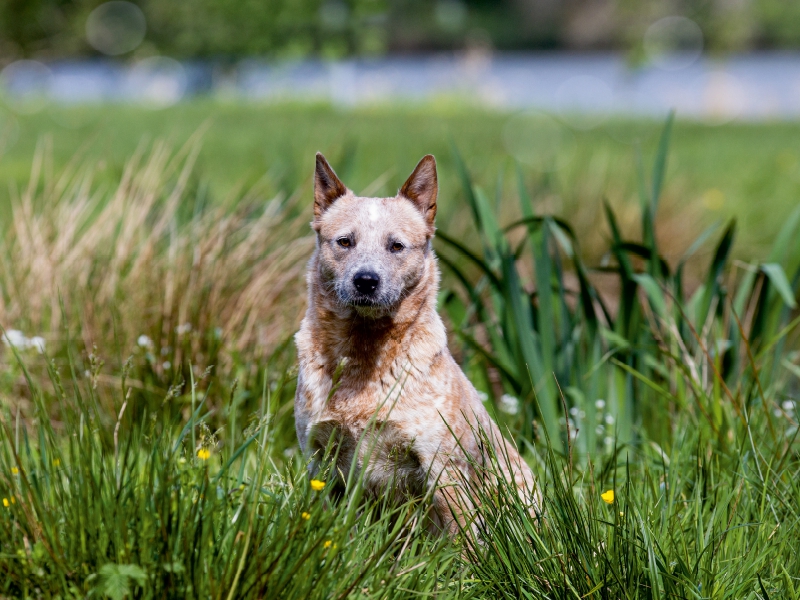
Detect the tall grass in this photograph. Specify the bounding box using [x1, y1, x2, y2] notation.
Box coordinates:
[1, 117, 799, 598]
[0, 340, 461, 598]
[439, 115, 800, 459]
[0, 134, 313, 422]
[457, 416, 800, 598]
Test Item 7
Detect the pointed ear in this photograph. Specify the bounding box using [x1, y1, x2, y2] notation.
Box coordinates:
[399, 155, 437, 233]
[314, 152, 348, 218]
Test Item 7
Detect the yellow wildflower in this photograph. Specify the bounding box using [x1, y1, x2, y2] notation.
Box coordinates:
[52, 459, 61, 467]
[301, 512, 311, 520]
[601, 489, 615, 504]
[197, 448, 211, 461]
[2, 498, 9, 508]
[323, 540, 336, 549]
[310, 479, 326, 491]
[11, 467, 19, 475]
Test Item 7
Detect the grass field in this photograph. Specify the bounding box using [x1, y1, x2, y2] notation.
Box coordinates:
[3, 102, 800, 258]
[1, 103, 799, 598]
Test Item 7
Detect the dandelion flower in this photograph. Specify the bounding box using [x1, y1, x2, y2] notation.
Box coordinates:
[601, 489, 615, 504]
[310, 479, 326, 491]
[11, 467, 18, 475]
[2, 498, 9, 508]
[301, 512, 311, 520]
[197, 448, 211, 461]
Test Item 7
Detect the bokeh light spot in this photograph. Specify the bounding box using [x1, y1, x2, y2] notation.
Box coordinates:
[703, 71, 746, 125]
[0, 61, 53, 114]
[556, 75, 613, 130]
[127, 57, 187, 108]
[503, 111, 576, 172]
[435, 0, 467, 32]
[643, 16, 703, 71]
[86, 1, 147, 56]
[319, 1, 349, 32]
[702, 188, 725, 211]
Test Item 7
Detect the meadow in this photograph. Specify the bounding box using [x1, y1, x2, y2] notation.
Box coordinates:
[0, 103, 799, 598]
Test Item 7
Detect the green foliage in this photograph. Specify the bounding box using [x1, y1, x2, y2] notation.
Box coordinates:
[1, 114, 799, 597]
[458, 421, 800, 598]
[4, 104, 800, 267]
[0, 0, 387, 60]
[90, 564, 147, 600]
[0, 338, 460, 598]
[143, 0, 387, 58]
[439, 113, 800, 459]
[7, 0, 800, 60]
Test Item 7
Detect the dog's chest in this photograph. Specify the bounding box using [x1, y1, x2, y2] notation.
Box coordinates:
[305, 353, 420, 421]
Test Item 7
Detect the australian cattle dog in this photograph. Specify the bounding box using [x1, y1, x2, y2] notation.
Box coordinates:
[294, 153, 539, 533]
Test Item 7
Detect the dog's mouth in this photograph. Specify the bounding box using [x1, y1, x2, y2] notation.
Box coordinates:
[341, 292, 397, 316]
[351, 296, 382, 307]
[333, 284, 399, 315]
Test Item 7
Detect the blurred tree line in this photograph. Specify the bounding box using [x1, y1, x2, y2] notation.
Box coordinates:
[1, 0, 800, 62]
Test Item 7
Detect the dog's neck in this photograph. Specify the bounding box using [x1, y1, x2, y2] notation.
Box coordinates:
[305, 254, 447, 371]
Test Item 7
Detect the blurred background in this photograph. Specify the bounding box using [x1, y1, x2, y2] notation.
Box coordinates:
[2, 1, 800, 256]
[2, 0, 800, 414]
[2, 0, 800, 116]
[3, 0, 800, 58]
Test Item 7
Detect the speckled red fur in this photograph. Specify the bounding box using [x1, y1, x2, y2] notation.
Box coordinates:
[294, 153, 538, 533]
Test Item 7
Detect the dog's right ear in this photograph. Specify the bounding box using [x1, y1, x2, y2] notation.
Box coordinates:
[314, 152, 348, 219]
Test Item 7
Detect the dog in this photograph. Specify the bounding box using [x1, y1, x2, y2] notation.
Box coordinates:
[294, 153, 538, 534]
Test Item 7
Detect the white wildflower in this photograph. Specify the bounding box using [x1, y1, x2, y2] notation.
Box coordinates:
[137, 335, 153, 348]
[29, 336, 46, 353]
[162, 361, 172, 370]
[781, 400, 795, 412]
[2, 331, 45, 353]
[2, 330, 28, 349]
[595, 399, 606, 409]
[499, 394, 520, 415]
[477, 391, 489, 402]
[175, 323, 192, 335]
[604, 414, 615, 424]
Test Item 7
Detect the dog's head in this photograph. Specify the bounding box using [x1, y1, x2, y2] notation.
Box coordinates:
[311, 153, 437, 317]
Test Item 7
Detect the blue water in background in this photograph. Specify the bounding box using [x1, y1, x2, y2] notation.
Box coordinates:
[3, 53, 800, 121]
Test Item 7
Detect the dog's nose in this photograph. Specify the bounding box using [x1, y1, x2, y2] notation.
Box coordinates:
[353, 270, 380, 295]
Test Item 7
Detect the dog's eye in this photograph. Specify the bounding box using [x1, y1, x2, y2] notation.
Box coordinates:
[337, 237, 352, 248]
[390, 241, 404, 253]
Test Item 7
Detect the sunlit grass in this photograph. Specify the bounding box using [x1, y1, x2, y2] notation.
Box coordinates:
[1, 113, 799, 597]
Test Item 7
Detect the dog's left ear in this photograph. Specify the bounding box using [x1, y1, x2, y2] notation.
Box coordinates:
[399, 155, 437, 233]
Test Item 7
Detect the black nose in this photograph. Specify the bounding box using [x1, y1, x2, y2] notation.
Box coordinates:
[353, 270, 380, 296]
